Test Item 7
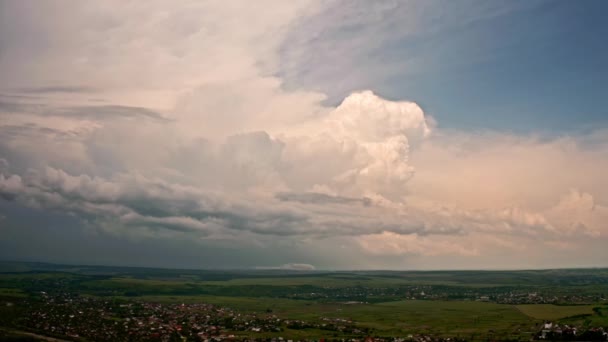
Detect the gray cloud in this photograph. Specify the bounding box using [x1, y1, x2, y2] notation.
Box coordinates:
[56, 105, 169, 121]
[0, 164, 466, 240]
[276, 192, 372, 206]
[0, 101, 168, 121]
[15, 85, 98, 94]
[0, 100, 38, 112]
[0, 124, 90, 140]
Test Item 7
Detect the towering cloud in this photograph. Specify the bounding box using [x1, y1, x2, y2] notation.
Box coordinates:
[0, 1, 607, 269]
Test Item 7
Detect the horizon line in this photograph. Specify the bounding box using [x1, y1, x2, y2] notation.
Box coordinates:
[2, 258, 607, 273]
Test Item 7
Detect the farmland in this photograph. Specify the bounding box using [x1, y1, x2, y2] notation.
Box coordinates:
[1, 262, 608, 341]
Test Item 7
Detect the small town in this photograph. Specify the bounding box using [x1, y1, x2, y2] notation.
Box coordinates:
[18, 292, 376, 341]
[1, 292, 604, 342]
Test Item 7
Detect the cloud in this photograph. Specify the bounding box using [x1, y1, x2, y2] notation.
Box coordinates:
[544, 189, 608, 237]
[276, 192, 371, 206]
[322, 90, 430, 143]
[357, 232, 479, 257]
[0, 101, 168, 121]
[408, 130, 608, 212]
[15, 86, 98, 94]
[0, 163, 461, 239]
[0, 1, 319, 110]
[1, 87, 607, 268]
[0, 1, 607, 269]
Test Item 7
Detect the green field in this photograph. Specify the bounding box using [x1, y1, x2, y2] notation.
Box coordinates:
[0, 288, 26, 298]
[517, 304, 597, 320]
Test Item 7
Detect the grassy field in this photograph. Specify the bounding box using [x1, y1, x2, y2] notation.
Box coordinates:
[321, 300, 534, 338]
[516, 303, 608, 331]
[0, 288, 26, 298]
[559, 304, 608, 328]
[516, 304, 597, 320]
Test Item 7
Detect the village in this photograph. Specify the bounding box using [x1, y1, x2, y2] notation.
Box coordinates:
[284, 284, 604, 305]
[6, 292, 605, 342]
[536, 321, 607, 341]
[18, 292, 380, 341]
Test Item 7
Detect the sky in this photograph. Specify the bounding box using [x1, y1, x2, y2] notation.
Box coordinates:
[0, 0, 607, 270]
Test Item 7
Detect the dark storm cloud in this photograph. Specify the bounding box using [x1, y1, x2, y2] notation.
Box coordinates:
[0, 164, 466, 240]
[0, 166, 310, 237]
[0, 200, 294, 269]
